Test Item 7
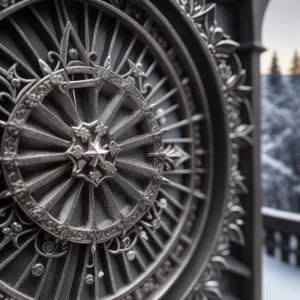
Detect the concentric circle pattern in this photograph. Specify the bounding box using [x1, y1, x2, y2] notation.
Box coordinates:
[2, 65, 164, 243]
[0, 0, 231, 299]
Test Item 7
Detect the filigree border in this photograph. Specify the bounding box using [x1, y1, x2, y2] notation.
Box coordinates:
[175, 0, 252, 299]
[0, 1, 252, 299]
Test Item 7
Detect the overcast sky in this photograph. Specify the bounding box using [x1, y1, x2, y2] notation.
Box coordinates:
[261, 0, 300, 74]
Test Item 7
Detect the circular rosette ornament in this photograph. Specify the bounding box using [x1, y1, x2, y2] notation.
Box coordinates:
[0, 0, 250, 300]
[1, 63, 165, 244]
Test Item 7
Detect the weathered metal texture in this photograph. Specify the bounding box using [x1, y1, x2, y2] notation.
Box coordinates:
[0, 0, 253, 299]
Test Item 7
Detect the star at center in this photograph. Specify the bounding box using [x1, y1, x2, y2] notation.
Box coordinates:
[66, 121, 120, 187]
[85, 138, 109, 168]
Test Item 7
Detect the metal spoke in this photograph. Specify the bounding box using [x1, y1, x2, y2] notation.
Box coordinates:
[54, 0, 65, 32]
[163, 168, 205, 175]
[115, 34, 138, 74]
[40, 178, 75, 209]
[0, 233, 38, 271]
[110, 110, 143, 140]
[163, 138, 193, 144]
[121, 252, 133, 283]
[58, 181, 84, 224]
[134, 252, 147, 271]
[17, 152, 68, 167]
[88, 183, 96, 227]
[0, 237, 12, 252]
[8, 17, 42, 64]
[159, 188, 184, 211]
[14, 253, 39, 289]
[116, 158, 158, 179]
[119, 131, 164, 152]
[35, 258, 53, 300]
[31, 104, 73, 139]
[27, 163, 71, 193]
[145, 61, 157, 78]
[100, 181, 123, 221]
[138, 234, 156, 260]
[144, 226, 164, 250]
[163, 207, 180, 223]
[84, 4, 90, 53]
[153, 88, 178, 107]
[104, 245, 117, 294]
[52, 90, 82, 125]
[22, 126, 71, 149]
[112, 173, 145, 203]
[107, 20, 120, 69]
[76, 245, 91, 300]
[146, 76, 167, 101]
[162, 179, 206, 200]
[53, 244, 74, 300]
[59, 0, 71, 26]
[29, 6, 60, 50]
[87, 88, 99, 121]
[161, 114, 203, 132]
[99, 90, 126, 127]
[155, 104, 179, 120]
[0, 43, 39, 79]
[93, 244, 100, 300]
[91, 12, 102, 53]
[159, 220, 173, 237]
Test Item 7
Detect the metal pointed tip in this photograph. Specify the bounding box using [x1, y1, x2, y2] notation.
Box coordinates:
[162, 177, 170, 184]
[156, 130, 167, 137]
[150, 103, 156, 110]
[191, 114, 204, 122]
[194, 190, 206, 200]
[39, 59, 52, 75]
[0, 120, 7, 128]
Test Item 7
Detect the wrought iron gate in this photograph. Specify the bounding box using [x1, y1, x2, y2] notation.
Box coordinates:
[0, 0, 259, 299]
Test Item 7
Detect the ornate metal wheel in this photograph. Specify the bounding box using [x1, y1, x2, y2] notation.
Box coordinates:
[0, 1, 251, 299]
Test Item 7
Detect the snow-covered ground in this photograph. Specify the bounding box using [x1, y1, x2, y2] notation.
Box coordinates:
[263, 252, 300, 300]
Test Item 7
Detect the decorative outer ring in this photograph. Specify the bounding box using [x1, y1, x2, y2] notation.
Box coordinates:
[0, 0, 252, 299]
[171, 1, 252, 299]
[1, 66, 164, 244]
[0, 1, 206, 299]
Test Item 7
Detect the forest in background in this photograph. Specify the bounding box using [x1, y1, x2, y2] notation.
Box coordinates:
[262, 51, 300, 212]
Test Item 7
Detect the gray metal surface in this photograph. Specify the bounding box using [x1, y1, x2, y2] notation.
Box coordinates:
[0, 0, 252, 299]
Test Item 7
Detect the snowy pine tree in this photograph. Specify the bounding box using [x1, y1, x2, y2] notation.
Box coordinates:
[268, 51, 282, 93]
[290, 50, 300, 75]
[261, 52, 300, 212]
[288, 50, 300, 184]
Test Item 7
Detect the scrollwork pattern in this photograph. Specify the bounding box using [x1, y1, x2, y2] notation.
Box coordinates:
[0, 0, 250, 299]
[175, 1, 251, 299]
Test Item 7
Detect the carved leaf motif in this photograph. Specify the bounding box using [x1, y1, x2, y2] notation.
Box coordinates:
[215, 39, 239, 54]
[235, 124, 254, 137]
[227, 204, 245, 223]
[232, 169, 249, 194]
[211, 255, 229, 269]
[226, 71, 246, 91]
[202, 281, 222, 300]
[228, 223, 245, 245]
[234, 124, 254, 145]
[175, 1, 250, 299]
